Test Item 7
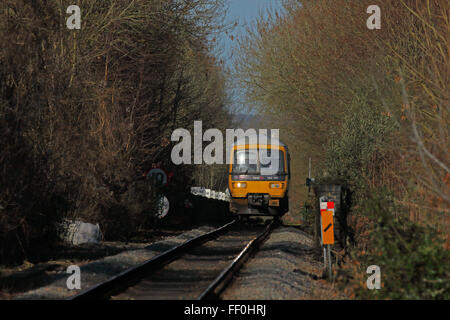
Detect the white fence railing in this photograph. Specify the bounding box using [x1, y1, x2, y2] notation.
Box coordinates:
[190, 187, 230, 202]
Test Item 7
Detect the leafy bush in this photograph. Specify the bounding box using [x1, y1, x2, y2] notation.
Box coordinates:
[323, 92, 396, 193]
[339, 191, 449, 299]
[299, 201, 315, 235]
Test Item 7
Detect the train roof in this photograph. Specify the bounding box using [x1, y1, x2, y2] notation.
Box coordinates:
[232, 132, 287, 148]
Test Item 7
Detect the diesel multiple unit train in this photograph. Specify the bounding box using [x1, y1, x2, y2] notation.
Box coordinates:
[228, 135, 290, 218]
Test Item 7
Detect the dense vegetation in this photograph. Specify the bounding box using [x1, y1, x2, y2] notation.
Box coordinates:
[0, 0, 231, 264]
[235, 0, 448, 299]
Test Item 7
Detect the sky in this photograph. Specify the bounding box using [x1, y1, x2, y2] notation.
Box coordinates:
[217, 0, 285, 115]
[218, 0, 284, 68]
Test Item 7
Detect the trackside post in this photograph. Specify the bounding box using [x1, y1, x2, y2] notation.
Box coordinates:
[319, 197, 335, 279]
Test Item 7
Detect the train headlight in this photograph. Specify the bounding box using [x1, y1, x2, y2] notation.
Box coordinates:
[270, 183, 282, 189]
[233, 182, 247, 188]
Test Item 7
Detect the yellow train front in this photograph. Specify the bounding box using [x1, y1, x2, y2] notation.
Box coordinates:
[228, 137, 290, 218]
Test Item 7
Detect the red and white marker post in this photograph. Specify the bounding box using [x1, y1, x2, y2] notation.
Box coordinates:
[320, 199, 335, 278]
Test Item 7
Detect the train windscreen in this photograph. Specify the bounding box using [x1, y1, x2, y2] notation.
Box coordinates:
[232, 148, 285, 175]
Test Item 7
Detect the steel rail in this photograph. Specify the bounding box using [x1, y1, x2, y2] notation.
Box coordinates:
[68, 219, 237, 300]
[197, 219, 279, 300]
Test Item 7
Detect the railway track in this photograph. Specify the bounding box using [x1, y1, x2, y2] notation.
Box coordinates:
[69, 218, 278, 300]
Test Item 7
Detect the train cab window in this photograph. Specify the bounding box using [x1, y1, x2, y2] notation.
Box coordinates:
[260, 149, 285, 175]
[232, 149, 259, 174]
[232, 148, 285, 175]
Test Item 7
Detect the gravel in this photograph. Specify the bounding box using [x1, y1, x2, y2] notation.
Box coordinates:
[15, 226, 215, 300]
[221, 226, 341, 300]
